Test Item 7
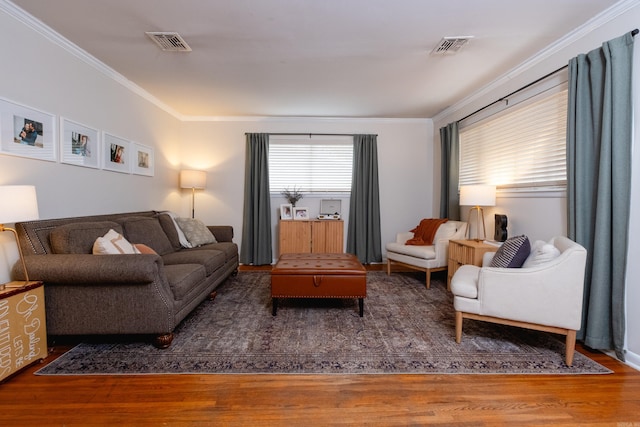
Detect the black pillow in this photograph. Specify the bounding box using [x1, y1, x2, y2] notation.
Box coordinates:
[489, 235, 531, 268]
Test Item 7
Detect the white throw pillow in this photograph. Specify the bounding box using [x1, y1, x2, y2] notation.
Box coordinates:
[522, 239, 561, 268]
[93, 229, 141, 255]
[175, 217, 217, 247]
[162, 210, 193, 248]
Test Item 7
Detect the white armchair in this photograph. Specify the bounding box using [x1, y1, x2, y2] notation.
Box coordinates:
[386, 220, 467, 289]
[450, 236, 587, 366]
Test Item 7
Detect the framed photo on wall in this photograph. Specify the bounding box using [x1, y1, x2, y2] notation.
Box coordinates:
[0, 97, 56, 162]
[280, 204, 293, 220]
[132, 142, 154, 176]
[102, 132, 130, 173]
[60, 117, 100, 168]
[293, 207, 309, 220]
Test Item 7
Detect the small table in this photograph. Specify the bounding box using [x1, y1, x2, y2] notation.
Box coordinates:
[270, 253, 367, 317]
[447, 239, 499, 289]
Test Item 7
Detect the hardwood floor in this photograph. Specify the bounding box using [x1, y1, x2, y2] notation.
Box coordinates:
[2, 267, 639, 426]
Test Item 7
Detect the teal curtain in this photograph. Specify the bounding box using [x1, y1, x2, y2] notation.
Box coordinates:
[240, 133, 272, 265]
[439, 122, 460, 220]
[567, 32, 635, 360]
[347, 134, 382, 264]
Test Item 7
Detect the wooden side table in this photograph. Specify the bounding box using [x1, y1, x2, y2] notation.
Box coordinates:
[0, 281, 47, 382]
[447, 240, 499, 289]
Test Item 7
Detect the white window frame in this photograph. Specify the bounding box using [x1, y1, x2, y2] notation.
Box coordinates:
[268, 135, 353, 194]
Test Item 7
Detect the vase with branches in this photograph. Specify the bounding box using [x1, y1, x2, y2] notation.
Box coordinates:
[281, 186, 304, 207]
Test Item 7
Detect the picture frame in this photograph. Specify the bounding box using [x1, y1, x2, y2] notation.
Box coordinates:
[60, 117, 100, 168]
[132, 142, 154, 176]
[293, 207, 309, 220]
[280, 204, 293, 220]
[0, 97, 56, 162]
[102, 132, 131, 173]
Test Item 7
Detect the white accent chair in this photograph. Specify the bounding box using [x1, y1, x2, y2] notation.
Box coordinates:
[450, 236, 587, 366]
[386, 221, 467, 289]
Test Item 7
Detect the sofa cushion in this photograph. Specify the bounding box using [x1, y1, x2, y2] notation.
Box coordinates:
[522, 240, 561, 268]
[119, 216, 174, 255]
[156, 213, 183, 251]
[489, 235, 531, 268]
[185, 242, 238, 262]
[162, 249, 225, 276]
[163, 264, 207, 301]
[385, 242, 436, 260]
[175, 217, 217, 247]
[50, 221, 123, 254]
[93, 229, 141, 255]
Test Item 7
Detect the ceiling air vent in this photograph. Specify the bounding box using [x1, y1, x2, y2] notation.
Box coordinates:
[145, 32, 192, 52]
[431, 36, 474, 55]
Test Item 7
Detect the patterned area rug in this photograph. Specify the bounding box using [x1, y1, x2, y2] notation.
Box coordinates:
[36, 271, 610, 375]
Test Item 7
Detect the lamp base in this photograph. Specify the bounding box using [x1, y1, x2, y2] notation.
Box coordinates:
[466, 206, 487, 241]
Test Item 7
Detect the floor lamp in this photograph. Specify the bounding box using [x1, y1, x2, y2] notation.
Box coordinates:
[459, 184, 496, 241]
[0, 185, 39, 289]
[180, 170, 207, 218]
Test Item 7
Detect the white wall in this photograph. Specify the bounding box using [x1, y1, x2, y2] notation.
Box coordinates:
[433, 2, 640, 367]
[180, 118, 433, 262]
[0, 7, 183, 282]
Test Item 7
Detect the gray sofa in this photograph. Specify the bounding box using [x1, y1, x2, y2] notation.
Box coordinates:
[15, 211, 238, 348]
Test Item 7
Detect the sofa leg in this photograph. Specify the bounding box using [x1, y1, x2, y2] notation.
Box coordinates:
[209, 290, 217, 301]
[565, 329, 576, 367]
[153, 333, 174, 349]
[455, 311, 463, 343]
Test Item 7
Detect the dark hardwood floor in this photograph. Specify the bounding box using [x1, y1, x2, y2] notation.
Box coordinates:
[1, 266, 639, 426]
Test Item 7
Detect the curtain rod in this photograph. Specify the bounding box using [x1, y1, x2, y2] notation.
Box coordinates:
[458, 28, 638, 124]
[245, 133, 377, 137]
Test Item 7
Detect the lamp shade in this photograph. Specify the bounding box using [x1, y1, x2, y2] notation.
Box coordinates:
[459, 185, 496, 207]
[0, 185, 39, 224]
[180, 170, 207, 189]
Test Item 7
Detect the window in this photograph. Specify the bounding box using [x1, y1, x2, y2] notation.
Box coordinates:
[459, 87, 568, 190]
[268, 135, 353, 193]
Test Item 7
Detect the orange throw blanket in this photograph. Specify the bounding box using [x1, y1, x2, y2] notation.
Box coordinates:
[405, 218, 449, 246]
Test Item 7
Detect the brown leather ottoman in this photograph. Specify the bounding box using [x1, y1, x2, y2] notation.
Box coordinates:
[271, 253, 367, 317]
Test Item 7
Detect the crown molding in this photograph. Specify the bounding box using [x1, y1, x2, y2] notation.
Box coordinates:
[432, 0, 638, 124]
[181, 114, 431, 123]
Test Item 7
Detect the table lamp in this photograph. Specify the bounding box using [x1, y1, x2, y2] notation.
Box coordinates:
[0, 185, 39, 288]
[459, 184, 496, 241]
[180, 170, 207, 218]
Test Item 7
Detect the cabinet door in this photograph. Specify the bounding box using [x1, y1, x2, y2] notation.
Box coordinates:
[311, 220, 344, 253]
[279, 221, 311, 254]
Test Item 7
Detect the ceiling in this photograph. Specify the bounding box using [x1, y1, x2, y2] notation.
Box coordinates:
[10, 0, 622, 119]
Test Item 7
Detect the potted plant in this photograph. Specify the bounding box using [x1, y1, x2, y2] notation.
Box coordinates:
[281, 186, 304, 207]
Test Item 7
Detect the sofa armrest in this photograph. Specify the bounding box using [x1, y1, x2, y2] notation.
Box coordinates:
[18, 254, 164, 285]
[208, 226, 233, 243]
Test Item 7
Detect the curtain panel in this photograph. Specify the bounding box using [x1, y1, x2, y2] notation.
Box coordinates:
[346, 134, 382, 263]
[567, 31, 635, 360]
[240, 133, 273, 265]
[439, 122, 460, 220]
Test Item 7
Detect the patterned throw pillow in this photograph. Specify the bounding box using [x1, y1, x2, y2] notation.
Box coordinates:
[93, 229, 141, 255]
[175, 217, 217, 247]
[489, 235, 531, 268]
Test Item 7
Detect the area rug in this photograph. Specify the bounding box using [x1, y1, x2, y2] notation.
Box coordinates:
[36, 271, 610, 375]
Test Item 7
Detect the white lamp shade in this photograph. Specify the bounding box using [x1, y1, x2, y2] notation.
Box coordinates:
[0, 185, 39, 224]
[459, 185, 496, 207]
[180, 170, 207, 189]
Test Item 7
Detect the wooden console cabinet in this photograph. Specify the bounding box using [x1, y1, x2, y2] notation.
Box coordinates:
[447, 240, 498, 289]
[0, 281, 47, 382]
[279, 220, 344, 255]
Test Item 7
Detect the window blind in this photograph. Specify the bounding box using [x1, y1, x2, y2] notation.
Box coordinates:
[269, 137, 353, 193]
[459, 88, 567, 189]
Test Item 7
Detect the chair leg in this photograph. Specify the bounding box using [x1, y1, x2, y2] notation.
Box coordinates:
[455, 311, 463, 343]
[386, 259, 392, 276]
[565, 329, 577, 367]
[425, 269, 431, 289]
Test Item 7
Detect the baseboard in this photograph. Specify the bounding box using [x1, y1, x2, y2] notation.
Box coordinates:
[623, 348, 640, 371]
